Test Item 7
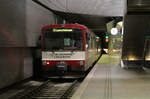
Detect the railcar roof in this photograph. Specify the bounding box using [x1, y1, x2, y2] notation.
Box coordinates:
[42, 24, 87, 30]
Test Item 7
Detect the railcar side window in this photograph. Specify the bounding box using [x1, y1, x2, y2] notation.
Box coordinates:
[85, 31, 89, 49]
[86, 31, 90, 41]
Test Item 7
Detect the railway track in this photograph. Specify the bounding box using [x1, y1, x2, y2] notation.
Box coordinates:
[10, 80, 79, 99]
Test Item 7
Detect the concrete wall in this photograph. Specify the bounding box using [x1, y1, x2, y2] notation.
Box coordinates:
[26, 0, 56, 46]
[122, 15, 150, 66]
[0, 48, 33, 87]
[0, 0, 26, 47]
[0, 0, 62, 89]
[144, 25, 150, 67]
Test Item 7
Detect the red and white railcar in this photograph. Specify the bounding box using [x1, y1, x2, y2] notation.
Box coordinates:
[41, 24, 101, 78]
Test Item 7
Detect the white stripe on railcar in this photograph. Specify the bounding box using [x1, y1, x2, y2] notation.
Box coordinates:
[42, 51, 85, 60]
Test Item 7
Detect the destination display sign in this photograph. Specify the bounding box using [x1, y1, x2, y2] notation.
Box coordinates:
[53, 29, 73, 32]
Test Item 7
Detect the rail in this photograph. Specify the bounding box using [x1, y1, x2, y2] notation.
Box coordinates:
[9, 80, 79, 99]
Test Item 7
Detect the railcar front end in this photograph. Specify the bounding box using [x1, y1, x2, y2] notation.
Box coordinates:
[41, 24, 86, 78]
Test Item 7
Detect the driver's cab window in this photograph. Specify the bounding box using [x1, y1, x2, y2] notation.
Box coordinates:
[64, 38, 71, 46]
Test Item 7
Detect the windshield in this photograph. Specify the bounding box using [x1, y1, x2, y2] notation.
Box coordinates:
[43, 28, 83, 51]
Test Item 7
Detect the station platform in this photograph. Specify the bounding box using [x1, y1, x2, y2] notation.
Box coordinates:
[71, 54, 150, 99]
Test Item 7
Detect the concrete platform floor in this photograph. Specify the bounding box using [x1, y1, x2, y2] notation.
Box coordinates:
[71, 54, 150, 99]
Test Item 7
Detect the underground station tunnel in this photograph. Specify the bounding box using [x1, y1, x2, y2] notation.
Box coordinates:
[0, 0, 150, 99]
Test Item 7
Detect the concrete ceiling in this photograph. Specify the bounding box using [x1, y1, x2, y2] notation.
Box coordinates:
[54, 11, 112, 33]
[33, 0, 124, 36]
[39, 0, 125, 16]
